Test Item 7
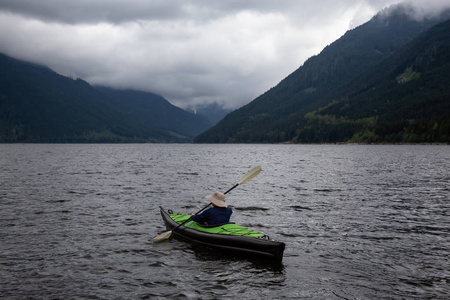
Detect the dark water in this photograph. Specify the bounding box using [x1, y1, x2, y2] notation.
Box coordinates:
[1, 144, 449, 299]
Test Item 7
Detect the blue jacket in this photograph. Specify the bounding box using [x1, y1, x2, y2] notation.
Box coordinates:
[190, 206, 232, 226]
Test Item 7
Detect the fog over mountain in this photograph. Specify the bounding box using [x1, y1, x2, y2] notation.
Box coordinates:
[1, 0, 449, 110]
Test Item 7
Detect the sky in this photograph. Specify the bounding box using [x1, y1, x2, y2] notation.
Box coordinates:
[1, 0, 449, 109]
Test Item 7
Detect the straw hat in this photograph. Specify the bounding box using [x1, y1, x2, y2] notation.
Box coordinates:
[205, 191, 227, 208]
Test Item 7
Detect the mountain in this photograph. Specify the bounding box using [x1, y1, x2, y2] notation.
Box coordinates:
[0, 53, 211, 143]
[194, 4, 450, 143]
[95, 87, 211, 138]
[297, 19, 450, 143]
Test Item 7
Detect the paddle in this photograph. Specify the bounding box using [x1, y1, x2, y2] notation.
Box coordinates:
[151, 165, 262, 243]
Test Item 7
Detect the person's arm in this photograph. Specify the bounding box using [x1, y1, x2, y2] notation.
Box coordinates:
[190, 209, 210, 223]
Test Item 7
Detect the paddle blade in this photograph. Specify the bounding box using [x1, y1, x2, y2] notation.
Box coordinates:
[238, 166, 262, 185]
[151, 230, 172, 243]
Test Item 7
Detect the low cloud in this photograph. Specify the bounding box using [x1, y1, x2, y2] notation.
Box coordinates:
[1, 0, 449, 109]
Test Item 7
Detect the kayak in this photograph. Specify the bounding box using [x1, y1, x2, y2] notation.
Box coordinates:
[159, 207, 285, 261]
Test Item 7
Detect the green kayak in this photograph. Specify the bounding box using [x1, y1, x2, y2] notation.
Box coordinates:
[160, 207, 285, 261]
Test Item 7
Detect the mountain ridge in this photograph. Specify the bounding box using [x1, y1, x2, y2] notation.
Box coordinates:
[194, 4, 450, 143]
[0, 53, 211, 143]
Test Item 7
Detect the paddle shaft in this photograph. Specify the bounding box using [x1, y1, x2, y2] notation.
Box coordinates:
[169, 183, 239, 233]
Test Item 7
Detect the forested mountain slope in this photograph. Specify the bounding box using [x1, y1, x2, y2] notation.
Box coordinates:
[293, 19, 450, 143]
[0, 53, 210, 143]
[195, 4, 450, 143]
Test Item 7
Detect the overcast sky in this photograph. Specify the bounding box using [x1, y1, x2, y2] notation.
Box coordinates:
[1, 0, 449, 109]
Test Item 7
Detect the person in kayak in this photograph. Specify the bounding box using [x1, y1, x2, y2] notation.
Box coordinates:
[190, 191, 232, 226]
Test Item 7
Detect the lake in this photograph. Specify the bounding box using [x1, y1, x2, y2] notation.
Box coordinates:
[1, 144, 449, 299]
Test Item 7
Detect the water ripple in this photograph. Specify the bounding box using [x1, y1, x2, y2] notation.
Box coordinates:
[1, 144, 449, 299]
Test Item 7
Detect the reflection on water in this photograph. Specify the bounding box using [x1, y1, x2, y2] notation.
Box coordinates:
[1, 144, 449, 299]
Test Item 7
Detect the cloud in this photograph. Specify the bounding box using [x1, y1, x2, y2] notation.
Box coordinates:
[380, 0, 450, 20]
[0, 0, 374, 25]
[0, 0, 187, 24]
[1, 0, 448, 109]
